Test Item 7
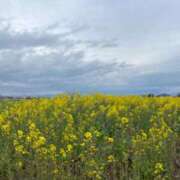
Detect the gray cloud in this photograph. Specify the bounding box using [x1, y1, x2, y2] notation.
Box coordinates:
[124, 57, 180, 94]
[0, 47, 131, 95]
[0, 20, 131, 95]
[0, 23, 73, 50]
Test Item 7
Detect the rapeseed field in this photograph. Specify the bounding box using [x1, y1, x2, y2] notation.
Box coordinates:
[0, 94, 179, 179]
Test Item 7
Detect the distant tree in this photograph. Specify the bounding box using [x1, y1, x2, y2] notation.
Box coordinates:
[147, 93, 155, 97]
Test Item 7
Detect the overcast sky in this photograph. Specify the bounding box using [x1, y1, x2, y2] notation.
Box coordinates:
[0, 0, 180, 96]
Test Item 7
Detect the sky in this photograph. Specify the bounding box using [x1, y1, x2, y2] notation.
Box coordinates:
[0, 0, 180, 96]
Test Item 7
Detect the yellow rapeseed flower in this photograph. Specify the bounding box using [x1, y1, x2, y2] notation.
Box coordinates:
[38, 136, 46, 145]
[60, 148, 66, 158]
[29, 122, 36, 130]
[107, 155, 115, 163]
[49, 144, 56, 153]
[17, 130, 24, 138]
[15, 144, 26, 154]
[67, 144, 73, 152]
[121, 117, 129, 125]
[107, 137, 114, 144]
[154, 162, 164, 175]
[84, 132, 92, 140]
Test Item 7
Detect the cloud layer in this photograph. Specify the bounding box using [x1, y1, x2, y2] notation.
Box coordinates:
[0, 1, 180, 95]
[0, 20, 132, 95]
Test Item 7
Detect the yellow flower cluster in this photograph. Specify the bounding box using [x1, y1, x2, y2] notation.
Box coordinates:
[154, 162, 164, 175]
